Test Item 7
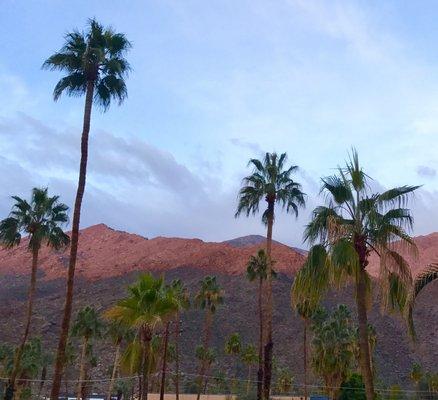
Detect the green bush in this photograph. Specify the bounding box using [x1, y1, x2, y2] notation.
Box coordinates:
[338, 374, 366, 400]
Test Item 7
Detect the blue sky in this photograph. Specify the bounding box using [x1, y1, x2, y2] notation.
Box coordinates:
[1, 0, 438, 246]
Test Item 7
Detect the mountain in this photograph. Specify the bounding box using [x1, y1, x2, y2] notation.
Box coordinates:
[0, 224, 306, 281]
[223, 234, 307, 255]
[0, 224, 437, 390]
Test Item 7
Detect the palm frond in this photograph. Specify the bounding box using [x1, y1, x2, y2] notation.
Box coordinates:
[378, 186, 420, 208]
[413, 263, 438, 298]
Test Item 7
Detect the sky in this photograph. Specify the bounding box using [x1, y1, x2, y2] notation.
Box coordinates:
[1, 0, 438, 247]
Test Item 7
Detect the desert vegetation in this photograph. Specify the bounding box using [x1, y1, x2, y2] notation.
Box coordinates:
[0, 16, 438, 400]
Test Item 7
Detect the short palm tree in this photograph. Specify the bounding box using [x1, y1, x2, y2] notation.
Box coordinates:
[105, 321, 133, 400]
[225, 333, 242, 393]
[105, 274, 177, 400]
[168, 279, 190, 400]
[71, 306, 103, 400]
[294, 150, 418, 400]
[43, 19, 131, 400]
[0, 187, 69, 399]
[310, 305, 356, 400]
[410, 362, 423, 392]
[195, 346, 217, 395]
[241, 344, 258, 394]
[195, 276, 224, 400]
[236, 152, 305, 400]
[246, 249, 275, 400]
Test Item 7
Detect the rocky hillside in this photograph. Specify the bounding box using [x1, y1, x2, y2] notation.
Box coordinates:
[0, 224, 305, 281]
[0, 224, 437, 390]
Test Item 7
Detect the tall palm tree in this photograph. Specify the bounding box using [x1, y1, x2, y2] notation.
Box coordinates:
[105, 321, 133, 400]
[71, 306, 103, 400]
[294, 150, 418, 400]
[241, 344, 258, 394]
[236, 152, 305, 400]
[292, 267, 321, 400]
[294, 300, 317, 400]
[168, 279, 190, 400]
[195, 276, 224, 400]
[246, 249, 275, 400]
[0, 187, 69, 400]
[43, 19, 131, 400]
[105, 274, 177, 400]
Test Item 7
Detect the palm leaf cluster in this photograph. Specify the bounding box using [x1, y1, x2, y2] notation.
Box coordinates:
[43, 18, 131, 110]
[0, 188, 69, 251]
[236, 152, 305, 224]
[295, 150, 419, 316]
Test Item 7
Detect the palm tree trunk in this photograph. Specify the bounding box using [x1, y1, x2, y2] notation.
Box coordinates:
[160, 322, 170, 400]
[303, 318, 308, 400]
[76, 337, 89, 400]
[246, 365, 252, 394]
[5, 246, 39, 400]
[263, 207, 274, 400]
[141, 332, 151, 400]
[355, 270, 375, 400]
[37, 365, 47, 399]
[107, 341, 121, 400]
[64, 370, 69, 398]
[174, 313, 180, 400]
[257, 277, 264, 400]
[196, 310, 212, 400]
[51, 80, 94, 400]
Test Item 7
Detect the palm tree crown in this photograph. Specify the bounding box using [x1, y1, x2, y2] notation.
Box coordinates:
[170, 279, 191, 311]
[105, 274, 177, 336]
[72, 306, 104, 340]
[246, 249, 276, 282]
[225, 333, 242, 356]
[195, 276, 224, 313]
[43, 18, 131, 110]
[298, 150, 419, 313]
[235, 152, 305, 223]
[0, 187, 69, 250]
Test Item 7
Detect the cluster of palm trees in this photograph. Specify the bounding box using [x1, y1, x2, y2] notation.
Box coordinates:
[1, 16, 438, 400]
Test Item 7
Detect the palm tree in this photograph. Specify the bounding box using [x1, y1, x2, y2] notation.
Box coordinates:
[36, 347, 52, 399]
[195, 276, 224, 400]
[240, 344, 258, 394]
[105, 321, 133, 400]
[195, 346, 217, 396]
[0, 187, 69, 399]
[292, 267, 321, 400]
[9, 338, 47, 400]
[275, 367, 294, 395]
[310, 305, 356, 400]
[105, 274, 177, 400]
[236, 152, 305, 400]
[71, 306, 103, 400]
[62, 339, 76, 397]
[294, 150, 418, 400]
[43, 19, 131, 400]
[169, 279, 190, 400]
[246, 249, 276, 400]
[294, 300, 316, 400]
[225, 333, 242, 394]
[410, 363, 423, 392]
